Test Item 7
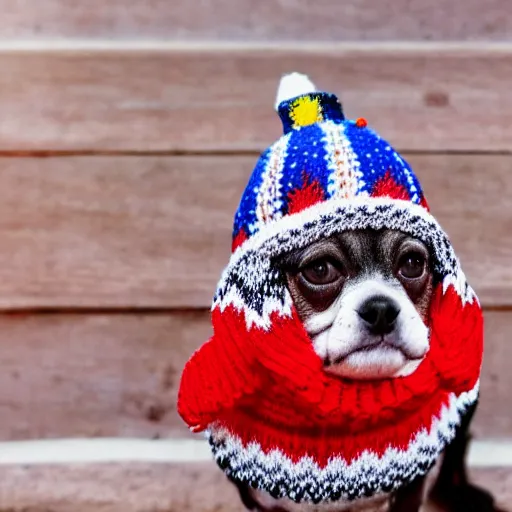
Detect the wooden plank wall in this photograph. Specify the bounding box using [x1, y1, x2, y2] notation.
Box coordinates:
[0, 1, 511, 509]
[0, 0, 509, 41]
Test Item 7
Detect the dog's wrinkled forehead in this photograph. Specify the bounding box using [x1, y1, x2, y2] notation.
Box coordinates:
[279, 230, 427, 276]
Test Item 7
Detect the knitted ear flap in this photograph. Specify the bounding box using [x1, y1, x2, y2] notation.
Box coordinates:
[428, 283, 483, 396]
[177, 307, 262, 432]
[178, 300, 328, 433]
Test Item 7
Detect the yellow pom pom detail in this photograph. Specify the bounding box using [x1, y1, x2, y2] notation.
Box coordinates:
[289, 95, 323, 128]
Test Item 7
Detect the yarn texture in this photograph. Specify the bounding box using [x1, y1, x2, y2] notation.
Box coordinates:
[177, 73, 483, 504]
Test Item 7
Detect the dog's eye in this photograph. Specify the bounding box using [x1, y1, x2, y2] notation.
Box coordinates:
[301, 260, 343, 285]
[398, 252, 426, 279]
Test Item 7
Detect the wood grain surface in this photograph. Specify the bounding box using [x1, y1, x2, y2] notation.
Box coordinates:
[0, 0, 509, 41]
[0, 309, 507, 441]
[0, 461, 507, 512]
[0, 311, 209, 440]
[0, 154, 508, 309]
[0, 3, 508, 508]
[0, 47, 510, 152]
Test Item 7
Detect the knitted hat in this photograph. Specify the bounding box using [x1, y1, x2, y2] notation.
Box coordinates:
[178, 73, 483, 503]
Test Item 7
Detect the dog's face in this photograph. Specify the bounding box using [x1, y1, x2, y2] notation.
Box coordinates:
[279, 229, 434, 380]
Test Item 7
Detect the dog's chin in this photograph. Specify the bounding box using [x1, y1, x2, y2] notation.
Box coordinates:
[324, 346, 424, 380]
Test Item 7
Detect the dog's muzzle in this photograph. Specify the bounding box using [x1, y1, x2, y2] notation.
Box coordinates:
[311, 280, 430, 380]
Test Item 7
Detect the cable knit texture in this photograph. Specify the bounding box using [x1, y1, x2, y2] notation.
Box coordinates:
[177, 73, 483, 503]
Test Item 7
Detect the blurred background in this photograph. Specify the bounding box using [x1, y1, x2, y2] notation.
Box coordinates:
[0, 0, 510, 510]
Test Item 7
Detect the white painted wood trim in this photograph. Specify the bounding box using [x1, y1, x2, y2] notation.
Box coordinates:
[0, 40, 510, 53]
[0, 438, 508, 467]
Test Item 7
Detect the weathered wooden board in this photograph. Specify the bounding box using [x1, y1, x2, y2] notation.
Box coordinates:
[0, 309, 508, 441]
[0, 462, 508, 512]
[0, 48, 510, 152]
[0, 0, 509, 41]
[0, 154, 509, 309]
[476, 310, 512, 440]
[0, 311, 209, 440]
[0, 462, 241, 512]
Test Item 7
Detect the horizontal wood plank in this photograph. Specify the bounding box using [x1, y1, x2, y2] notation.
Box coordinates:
[0, 311, 209, 440]
[0, 462, 242, 512]
[0, 156, 237, 309]
[474, 309, 512, 440]
[0, 154, 509, 309]
[0, 309, 508, 440]
[0, 0, 510, 41]
[0, 47, 511, 152]
[0, 462, 508, 512]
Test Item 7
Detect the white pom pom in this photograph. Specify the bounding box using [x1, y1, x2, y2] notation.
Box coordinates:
[274, 72, 317, 111]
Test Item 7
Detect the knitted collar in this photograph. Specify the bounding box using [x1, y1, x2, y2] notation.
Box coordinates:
[177, 74, 483, 504]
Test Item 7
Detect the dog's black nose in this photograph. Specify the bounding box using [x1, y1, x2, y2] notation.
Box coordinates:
[357, 296, 400, 335]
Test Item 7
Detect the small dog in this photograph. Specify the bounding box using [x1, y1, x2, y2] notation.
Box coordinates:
[235, 228, 498, 512]
[177, 72, 498, 512]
